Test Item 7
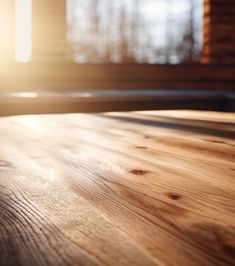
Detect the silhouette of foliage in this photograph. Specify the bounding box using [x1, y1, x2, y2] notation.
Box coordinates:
[67, 0, 202, 64]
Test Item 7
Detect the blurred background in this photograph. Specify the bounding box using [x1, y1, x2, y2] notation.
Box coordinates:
[0, 0, 235, 114]
[1, 0, 235, 65]
[67, 0, 203, 64]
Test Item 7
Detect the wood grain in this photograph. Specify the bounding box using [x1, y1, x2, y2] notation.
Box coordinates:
[0, 110, 235, 266]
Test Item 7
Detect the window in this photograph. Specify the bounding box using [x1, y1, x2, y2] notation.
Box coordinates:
[67, 0, 203, 64]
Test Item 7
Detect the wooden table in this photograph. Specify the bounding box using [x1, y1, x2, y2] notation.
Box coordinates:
[0, 110, 235, 266]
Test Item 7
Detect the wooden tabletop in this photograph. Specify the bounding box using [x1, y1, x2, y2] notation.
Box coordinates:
[0, 110, 235, 266]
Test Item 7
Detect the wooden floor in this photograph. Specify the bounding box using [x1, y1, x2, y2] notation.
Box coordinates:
[0, 110, 235, 266]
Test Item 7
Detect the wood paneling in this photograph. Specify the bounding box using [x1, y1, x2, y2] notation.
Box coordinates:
[32, 0, 67, 63]
[0, 1, 234, 92]
[1, 63, 235, 90]
[202, 0, 235, 64]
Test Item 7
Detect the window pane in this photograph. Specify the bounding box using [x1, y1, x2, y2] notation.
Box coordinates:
[67, 0, 203, 64]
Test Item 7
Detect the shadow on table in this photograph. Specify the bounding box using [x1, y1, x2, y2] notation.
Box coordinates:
[100, 114, 235, 140]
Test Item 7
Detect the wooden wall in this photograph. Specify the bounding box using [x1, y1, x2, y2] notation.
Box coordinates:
[32, 0, 67, 63]
[0, 0, 234, 92]
[1, 63, 235, 91]
[201, 0, 235, 64]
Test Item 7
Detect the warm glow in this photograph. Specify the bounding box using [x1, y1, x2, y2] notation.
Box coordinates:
[15, 0, 32, 62]
[10, 92, 39, 98]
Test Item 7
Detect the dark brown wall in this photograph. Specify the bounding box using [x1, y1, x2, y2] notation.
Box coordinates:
[1, 63, 235, 91]
[201, 0, 235, 64]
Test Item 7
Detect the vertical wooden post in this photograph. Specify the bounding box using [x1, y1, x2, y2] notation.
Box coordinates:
[201, 0, 235, 64]
[32, 0, 67, 63]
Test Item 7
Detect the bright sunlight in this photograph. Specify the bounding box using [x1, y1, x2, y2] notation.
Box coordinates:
[15, 0, 32, 62]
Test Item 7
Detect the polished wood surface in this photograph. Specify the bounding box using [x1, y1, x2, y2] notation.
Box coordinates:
[0, 110, 235, 266]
